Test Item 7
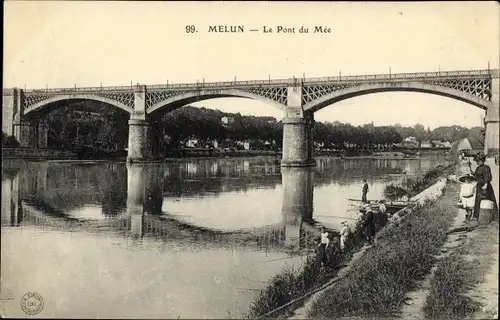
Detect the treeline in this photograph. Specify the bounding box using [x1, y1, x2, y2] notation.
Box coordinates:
[392, 123, 483, 144]
[151, 106, 283, 148]
[47, 102, 129, 150]
[2, 101, 484, 152]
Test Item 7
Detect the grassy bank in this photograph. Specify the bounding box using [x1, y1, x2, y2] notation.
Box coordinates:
[423, 221, 499, 319]
[245, 164, 455, 319]
[245, 221, 373, 319]
[306, 185, 457, 318]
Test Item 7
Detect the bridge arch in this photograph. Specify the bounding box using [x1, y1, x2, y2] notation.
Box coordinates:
[24, 94, 135, 116]
[303, 81, 491, 113]
[146, 89, 287, 116]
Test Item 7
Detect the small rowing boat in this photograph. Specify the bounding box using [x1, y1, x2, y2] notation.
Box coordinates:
[348, 198, 413, 214]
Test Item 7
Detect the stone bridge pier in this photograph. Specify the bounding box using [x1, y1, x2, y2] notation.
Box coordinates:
[127, 86, 152, 162]
[281, 85, 316, 167]
[12, 118, 49, 149]
[281, 167, 314, 249]
[3, 89, 56, 149]
[485, 77, 499, 157]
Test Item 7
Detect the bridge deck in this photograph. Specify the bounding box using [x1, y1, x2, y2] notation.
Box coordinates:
[5, 69, 498, 94]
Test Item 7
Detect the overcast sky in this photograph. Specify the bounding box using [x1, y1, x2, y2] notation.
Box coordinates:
[4, 1, 499, 129]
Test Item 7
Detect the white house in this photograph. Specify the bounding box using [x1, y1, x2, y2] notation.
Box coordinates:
[221, 116, 235, 125]
[186, 138, 198, 148]
[420, 141, 432, 148]
[236, 140, 250, 150]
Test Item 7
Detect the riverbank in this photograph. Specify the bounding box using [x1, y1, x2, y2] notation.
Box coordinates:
[244, 164, 455, 319]
[2, 147, 448, 161]
[2, 147, 78, 160]
[304, 180, 455, 318]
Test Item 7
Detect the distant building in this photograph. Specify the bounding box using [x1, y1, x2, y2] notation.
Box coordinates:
[431, 140, 452, 148]
[420, 141, 432, 148]
[404, 136, 418, 144]
[221, 116, 235, 125]
[235, 140, 250, 150]
[401, 137, 419, 148]
[185, 137, 198, 148]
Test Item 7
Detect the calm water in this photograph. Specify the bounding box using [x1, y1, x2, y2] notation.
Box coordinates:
[1, 156, 449, 318]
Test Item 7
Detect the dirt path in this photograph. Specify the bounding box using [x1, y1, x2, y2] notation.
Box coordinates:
[400, 180, 498, 320]
[467, 224, 499, 320]
[399, 183, 465, 319]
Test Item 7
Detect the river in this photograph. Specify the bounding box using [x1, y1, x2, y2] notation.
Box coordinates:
[1, 156, 449, 318]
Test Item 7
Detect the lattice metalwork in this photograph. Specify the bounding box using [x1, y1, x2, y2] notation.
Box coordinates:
[146, 86, 288, 108]
[93, 92, 135, 108]
[301, 83, 358, 105]
[23, 93, 59, 109]
[238, 86, 288, 104]
[422, 78, 492, 101]
[23, 91, 135, 109]
[145, 90, 191, 108]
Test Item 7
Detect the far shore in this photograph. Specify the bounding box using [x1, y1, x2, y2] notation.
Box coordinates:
[2, 147, 450, 162]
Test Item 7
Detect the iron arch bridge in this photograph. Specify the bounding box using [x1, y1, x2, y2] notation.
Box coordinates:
[3, 68, 498, 165]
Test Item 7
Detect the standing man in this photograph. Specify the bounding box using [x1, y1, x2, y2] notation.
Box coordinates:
[362, 180, 369, 203]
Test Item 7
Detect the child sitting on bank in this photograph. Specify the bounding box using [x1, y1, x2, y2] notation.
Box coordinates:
[457, 174, 476, 222]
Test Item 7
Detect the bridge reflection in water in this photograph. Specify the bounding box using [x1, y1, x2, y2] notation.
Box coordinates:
[1, 161, 327, 254]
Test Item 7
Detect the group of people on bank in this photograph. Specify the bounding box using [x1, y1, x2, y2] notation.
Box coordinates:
[314, 200, 390, 269]
[457, 151, 498, 222]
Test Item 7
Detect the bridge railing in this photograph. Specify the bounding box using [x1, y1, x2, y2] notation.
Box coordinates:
[17, 69, 497, 93]
[302, 69, 495, 84]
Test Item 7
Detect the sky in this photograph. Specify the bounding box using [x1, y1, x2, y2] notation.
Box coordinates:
[4, 1, 499, 129]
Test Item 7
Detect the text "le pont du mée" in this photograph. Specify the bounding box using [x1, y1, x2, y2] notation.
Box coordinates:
[263, 26, 331, 33]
